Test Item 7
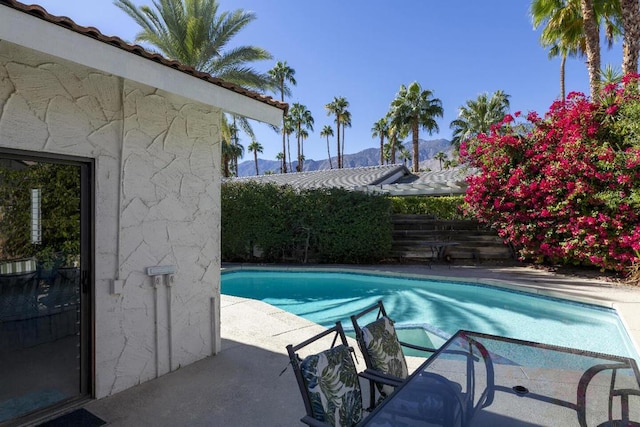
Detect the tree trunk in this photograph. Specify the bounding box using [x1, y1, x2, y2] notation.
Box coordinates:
[327, 137, 333, 169]
[581, 0, 601, 97]
[287, 134, 292, 174]
[254, 151, 259, 176]
[336, 116, 341, 169]
[560, 54, 566, 101]
[281, 120, 287, 173]
[621, 0, 640, 75]
[296, 127, 301, 172]
[379, 135, 384, 165]
[341, 123, 345, 169]
[390, 133, 396, 165]
[412, 119, 420, 173]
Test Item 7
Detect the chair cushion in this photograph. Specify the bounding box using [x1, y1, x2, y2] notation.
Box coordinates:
[300, 344, 363, 427]
[361, 316, 408, 396]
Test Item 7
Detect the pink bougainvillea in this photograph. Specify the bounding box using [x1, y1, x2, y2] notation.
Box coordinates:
[461, 76, 640, 272]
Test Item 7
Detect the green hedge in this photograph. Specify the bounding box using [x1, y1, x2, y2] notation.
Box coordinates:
[388, 195, 468, 219]
[221, 182, 393, 263]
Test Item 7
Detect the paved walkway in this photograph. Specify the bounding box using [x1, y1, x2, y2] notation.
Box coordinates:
[84, 263, 640, 426]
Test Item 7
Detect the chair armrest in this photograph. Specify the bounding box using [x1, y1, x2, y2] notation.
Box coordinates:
[612, 388, 640, 397]
[300, 415, 330, 426]
[359, 368, 404, 388]
[398, 340, 437, 353]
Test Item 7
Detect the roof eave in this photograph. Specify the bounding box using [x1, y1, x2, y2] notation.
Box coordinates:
[0, 1, 286, 126]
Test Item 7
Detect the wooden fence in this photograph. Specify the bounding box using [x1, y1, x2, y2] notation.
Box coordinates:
[391, 214, 515, 262]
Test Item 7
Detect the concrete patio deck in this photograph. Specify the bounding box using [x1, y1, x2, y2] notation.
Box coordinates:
[83, 263, 640, 426]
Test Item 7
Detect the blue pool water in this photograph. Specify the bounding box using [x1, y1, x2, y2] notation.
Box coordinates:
[221, 270, 639, 361]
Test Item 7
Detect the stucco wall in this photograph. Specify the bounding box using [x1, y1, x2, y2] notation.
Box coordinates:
[0, 41, 222, 398]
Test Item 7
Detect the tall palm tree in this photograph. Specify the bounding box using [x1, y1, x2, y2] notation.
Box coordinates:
[289, 103, 314, 172]
[268, 61, 296, 173]
[283, 115, 294, 173]
[299, 128, 309, 171]
[450, 90, 511, 151]
[371, 118, 389, 165]
[389, 82, 443, 173]
[325, 96, 349, 168]
[339, 109, 352, 168]
[620, 0, 640, 75]
[115, 0, 273, 161]
[320, 125, 334, 169]
[248, 139, 263, 176]
[228, 120, 242, 175]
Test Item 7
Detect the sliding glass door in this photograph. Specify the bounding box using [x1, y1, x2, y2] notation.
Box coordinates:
[0, 152, 91, 423]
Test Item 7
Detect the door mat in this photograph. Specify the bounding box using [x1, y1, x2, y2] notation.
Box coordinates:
[38, 408, 106, 427]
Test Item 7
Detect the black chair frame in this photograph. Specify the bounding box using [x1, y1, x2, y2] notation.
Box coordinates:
[286, 321, 386, 426]
[350, 300, 438, 408]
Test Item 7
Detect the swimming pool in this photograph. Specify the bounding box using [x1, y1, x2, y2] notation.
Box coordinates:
[221, 269, 640, 361]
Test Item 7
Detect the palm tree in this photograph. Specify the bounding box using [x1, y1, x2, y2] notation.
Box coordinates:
[340, 109, 351, 168]
[268, 61, 296, 173]
[115, 0, 272, 88]
[621, 0, 640, 75]
[275, 152, 285, 173]
[227, 120, 242, 175]
[449, 90, 511, 151]
[289, 103, 314, 172]
[371, 118, 389, 165]
[115, 0, 273, 163]
[248, 139, 263, 176]
[325, 96, 349, 168]
[283, 115, 294, 173]
[299, 128, 309, 171]
[386, 123, 405, 165]
[434, 152, 448, 171]
[389, 82, 443, 173]
[320, 125, 334, 169]
[530, 0, 621, 99]
[398, 146, 412, 168]
[221, 139, 234, 177]
[531, 0, 584, 100]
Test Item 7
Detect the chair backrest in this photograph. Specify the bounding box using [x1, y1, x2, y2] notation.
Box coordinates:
[351, 301, 409, 396]
[286, 322, 364, 427]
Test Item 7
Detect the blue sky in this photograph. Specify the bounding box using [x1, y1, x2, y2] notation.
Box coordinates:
[33, 0, 624, 163]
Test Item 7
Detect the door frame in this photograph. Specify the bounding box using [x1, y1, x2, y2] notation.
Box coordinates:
[0, 147, 95, 423]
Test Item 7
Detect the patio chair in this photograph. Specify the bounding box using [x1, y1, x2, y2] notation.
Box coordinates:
[350, 300, 438, 400]
[577, 362, 640, 427]
[286, 321, 384, 427]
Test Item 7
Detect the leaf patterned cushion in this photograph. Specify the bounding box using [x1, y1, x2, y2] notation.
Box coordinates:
[300, 344, 363, 427]
[361, 316, 408, 396]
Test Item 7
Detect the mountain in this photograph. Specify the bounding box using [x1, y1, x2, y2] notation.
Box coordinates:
[237, 138, 454, 177]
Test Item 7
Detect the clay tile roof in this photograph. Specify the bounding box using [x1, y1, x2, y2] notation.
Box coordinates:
[1, 0, 288, 113]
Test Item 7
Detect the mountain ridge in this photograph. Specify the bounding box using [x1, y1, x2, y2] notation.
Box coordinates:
[237, 138, 454, 177]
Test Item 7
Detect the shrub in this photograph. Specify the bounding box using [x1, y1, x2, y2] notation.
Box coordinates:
[388, 195, 468, 219]
[221, 182, 393, 263]
[461, 75, 640, 272]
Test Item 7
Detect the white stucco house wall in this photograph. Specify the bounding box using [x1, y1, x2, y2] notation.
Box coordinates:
[0, 0, 285, 417]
